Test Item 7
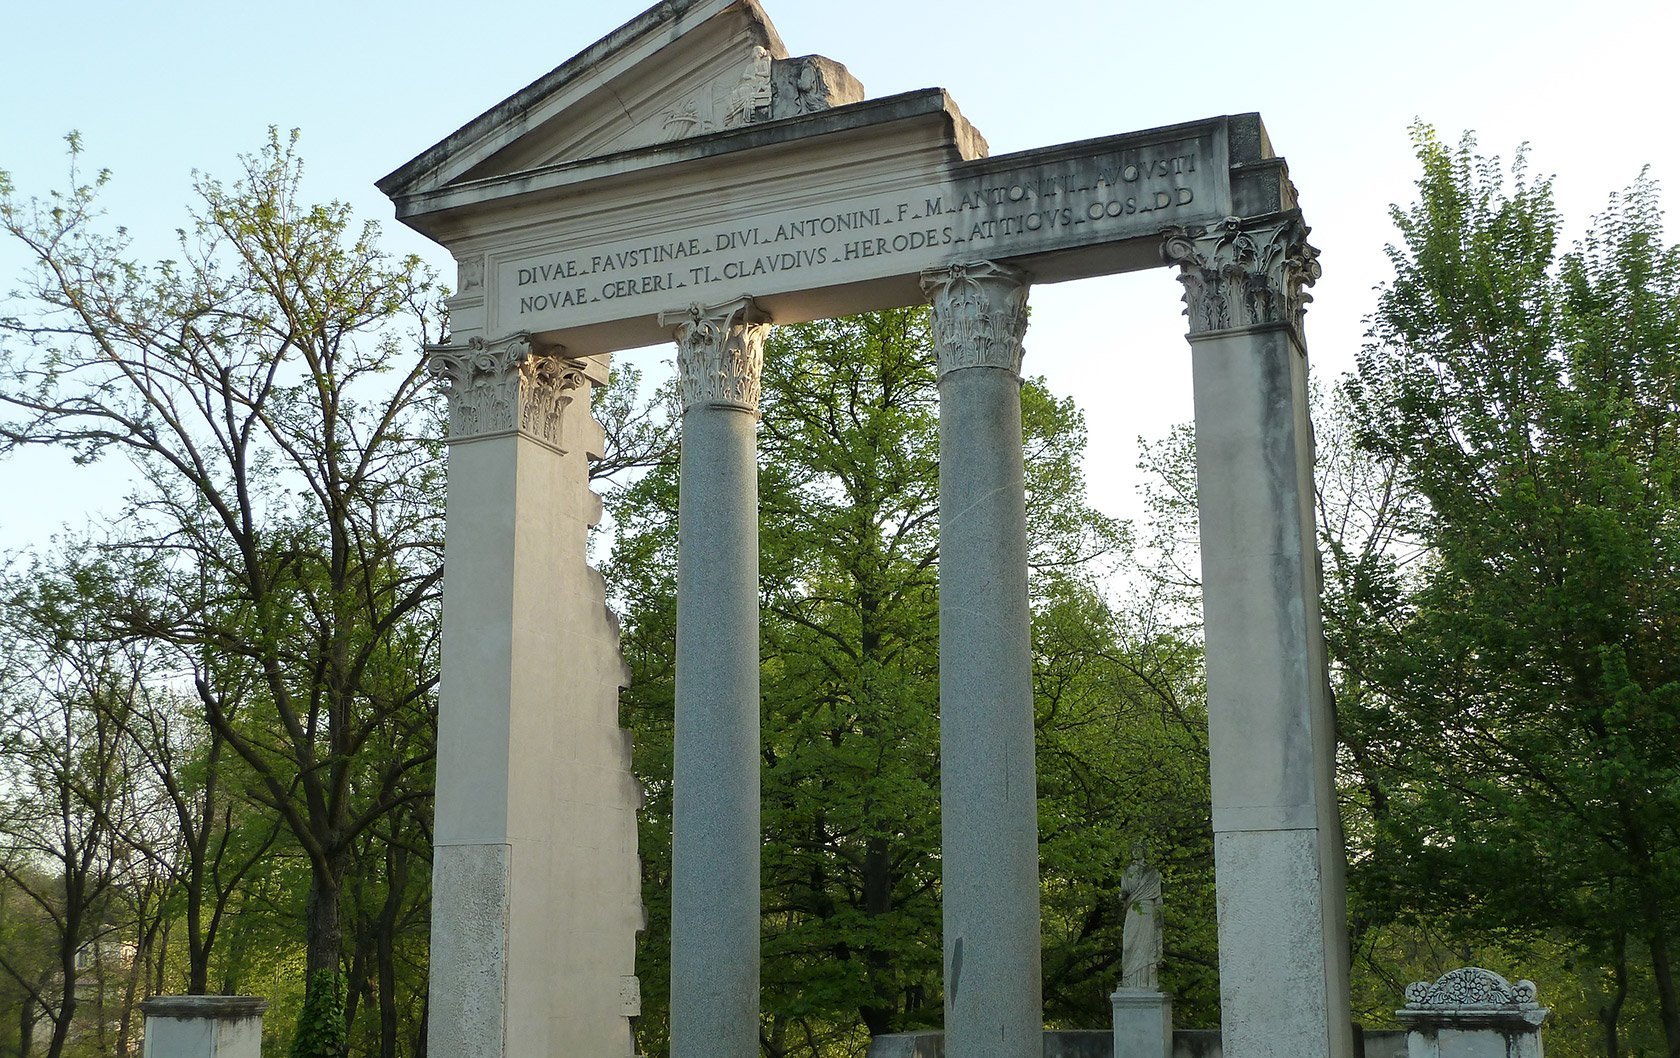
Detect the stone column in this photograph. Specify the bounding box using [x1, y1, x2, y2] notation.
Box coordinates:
[424, 333, 644, 1058]
[660, 297, 771, 1058]
[1162, 216, 1353, 1058]
[140, 996, 265, 1058]
[922, 262, 1043, 1058]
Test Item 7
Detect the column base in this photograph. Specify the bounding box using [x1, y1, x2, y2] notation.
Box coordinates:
[1111, 989, 1172, 1058]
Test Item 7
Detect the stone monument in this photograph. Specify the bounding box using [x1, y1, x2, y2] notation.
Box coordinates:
[1120, 844, 1164, 990]
[1396, 968, 1548, 1058]
[140, 996, 265, 1058]
[380, 1, 1352, 1055]
[1112, 845, 1171, 1058]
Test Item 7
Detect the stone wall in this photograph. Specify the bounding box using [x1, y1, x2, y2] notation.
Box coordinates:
[864, 1028, 1409, 1058]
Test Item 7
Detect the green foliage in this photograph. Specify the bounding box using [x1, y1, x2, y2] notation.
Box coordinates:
[290, 971, 347, 1058]
[1340, 124, 1680, 1053]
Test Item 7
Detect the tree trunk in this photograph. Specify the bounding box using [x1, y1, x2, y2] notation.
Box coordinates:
[186, 868, 209, 995]
[46, 928, 76, 1058]
[1600, 931, 1627, 1058]
[858, 835, 895, 1036]
[305, 854, 348, 982]
[1650, 920, 1680, 1058]
[376, 842, 409, 1058]
[16, 997, 34, 1058]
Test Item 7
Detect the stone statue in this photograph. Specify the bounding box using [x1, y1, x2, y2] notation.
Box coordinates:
[1119, 843, 1163, 990]
[723, 46, 774, 128]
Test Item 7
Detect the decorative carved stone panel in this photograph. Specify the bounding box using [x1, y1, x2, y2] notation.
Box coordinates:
[1402, 967, 1539, 1010]
[770, 55, 864, 118]
[1396, 966, 1549, 1043]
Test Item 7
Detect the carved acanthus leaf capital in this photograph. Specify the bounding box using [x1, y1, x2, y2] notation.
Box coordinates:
[921, 261, 1032, 379]
[1162, 214, 1321, 341]
[424, 333, 587, 446]
[660, 298, 772, 414]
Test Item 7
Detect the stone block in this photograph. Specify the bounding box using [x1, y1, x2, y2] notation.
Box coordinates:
[140, 996, 265, 1058]
[1111, 989, 1172, 1058]
[867, 1026, 1410, 1058]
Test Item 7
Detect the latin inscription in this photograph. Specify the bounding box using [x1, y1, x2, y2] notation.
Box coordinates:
[494, 141, 1220, 333]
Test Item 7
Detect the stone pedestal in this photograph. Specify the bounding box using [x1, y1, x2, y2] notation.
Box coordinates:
[661, 298, 772, 1058]
[140, 996, 265, 1058]
[1396, 969, 1547, 1058]
[923, 262, 1042, 1058]
[1111, 989, 1172, 1058]
[1163, 217, 1353, 1058]
[424, 334, 643, 1058]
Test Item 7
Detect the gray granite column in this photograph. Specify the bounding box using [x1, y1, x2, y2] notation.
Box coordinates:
[922, 262, 1043, 1058]
[660, 297, 771, 1058]
[1162, 216, 1354, 1058]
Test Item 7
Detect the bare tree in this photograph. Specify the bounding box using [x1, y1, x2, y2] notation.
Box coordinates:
[0, 129, 445, 1037]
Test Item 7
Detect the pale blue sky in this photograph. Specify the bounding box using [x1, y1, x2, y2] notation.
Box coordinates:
[2, 0, 1674, 554]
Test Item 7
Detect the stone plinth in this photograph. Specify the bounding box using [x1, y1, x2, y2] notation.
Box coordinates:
[1112, 988, 1172, 1058]
[866, 1031, 1111, 1058]
[1395, 969, 1547, 1058]
[140, 996, 266, 1058]
[867, 1029, 1408, 1058]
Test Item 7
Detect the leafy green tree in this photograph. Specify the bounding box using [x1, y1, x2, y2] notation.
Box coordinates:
[0, 130, 445, 1053]
[0, 561, 152, 1058]
[0, 861, 59, 1058]
[1343, 126, 1680, 1056]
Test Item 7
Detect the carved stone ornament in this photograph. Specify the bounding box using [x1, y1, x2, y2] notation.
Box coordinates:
[662, 45, 774, 141]
[660, 298, 771, 414]
[1161, 214, 1321, 341]
[921, 261, 1031, 378]
[1402, 967, 1539, 1010]
[456, 255, 485, 293]
[424, 333, 587, 446]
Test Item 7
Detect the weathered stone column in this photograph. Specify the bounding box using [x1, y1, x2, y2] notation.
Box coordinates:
[425, 333, 644, 1058]
[141, 996, 265, 1058]
[661, 297, 771, 1058]
[922, 262, 1043, 1058]
[1162, 216, 1353, 1058]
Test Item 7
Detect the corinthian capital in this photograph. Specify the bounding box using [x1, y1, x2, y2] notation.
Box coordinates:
[660, 298, 772, 414]
[424, 333, 587, 447]
[920, 261, 1031, 379]
[1162, 214, 1321, 341]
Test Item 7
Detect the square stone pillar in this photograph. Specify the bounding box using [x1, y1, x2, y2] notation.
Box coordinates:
[1163, 216, 1354, 1058]
[424, 333, 643, 1058]
[1110, 988, 1172, 1058]
[140, 996, 265, 1058]
[1396, 969, 1548, 1058]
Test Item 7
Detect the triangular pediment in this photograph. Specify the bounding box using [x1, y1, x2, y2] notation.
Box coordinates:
[379, 0, 863, 201]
